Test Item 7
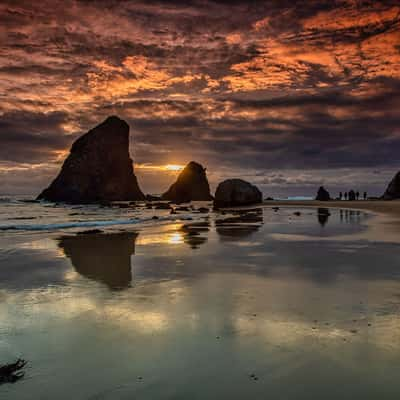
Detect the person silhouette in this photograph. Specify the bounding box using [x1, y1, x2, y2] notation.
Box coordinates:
[344, 192, 348, 200]
[339, 191, 343, 200]
[363, 191, 367, 200]
[356, 191, 360, 200]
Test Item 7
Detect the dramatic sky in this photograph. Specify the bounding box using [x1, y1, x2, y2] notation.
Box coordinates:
[1, 0, 399, 197]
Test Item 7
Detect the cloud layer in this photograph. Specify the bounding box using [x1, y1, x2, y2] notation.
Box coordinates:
[1, 0, 399, 196]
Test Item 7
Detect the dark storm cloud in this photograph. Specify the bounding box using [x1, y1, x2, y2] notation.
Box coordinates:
[0, 111, 71, 163]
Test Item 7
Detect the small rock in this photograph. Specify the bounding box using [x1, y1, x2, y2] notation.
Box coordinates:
[76, 229, 103, 235]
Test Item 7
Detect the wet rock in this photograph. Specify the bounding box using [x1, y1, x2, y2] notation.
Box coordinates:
[153, 202, 172, 210]
[249, 373, 259, 381]
[216, 210, 263, 225]
[162, 161, 213, 203]
[37, 116, 145, 204]
[214, 179, 262, 208]
[76, 229, 103, 235]
[0, 359, 27, 385]
[146, 194, 161, 201]
[315, 186, 331, 201]
[115, 203, 130, 208]
[293, 211, 301, 216]
[175, 206, 190, 212]
[197, 207, 209, 213]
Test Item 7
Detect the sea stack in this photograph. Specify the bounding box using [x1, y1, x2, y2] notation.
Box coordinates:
[37, 116, 145, 203]
[162, 161, 213, 203]
[315, 186, 331, 201]
[382, 171, 400, 200]
[214, 179, 262, 208]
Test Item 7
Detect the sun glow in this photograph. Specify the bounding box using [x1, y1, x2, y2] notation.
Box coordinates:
[164, 164, 184, 171]
[135, 163, 184, 172]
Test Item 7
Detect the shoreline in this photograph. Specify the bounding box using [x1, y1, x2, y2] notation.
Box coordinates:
[262, 200, 400, 243]
[263, 200, 400, 218]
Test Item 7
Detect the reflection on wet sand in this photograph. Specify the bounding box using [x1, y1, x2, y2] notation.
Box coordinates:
[317, 208, 330, 226]
[136, 221, 210, 249]
[339, 209, 364, 223]
[2, 207, 400, 399]
[216, 208, 263, 240]
[58, 232, 138, 290]
[179, 221, 209, 249]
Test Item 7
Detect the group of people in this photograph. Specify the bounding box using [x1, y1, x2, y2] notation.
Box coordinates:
[338, 190, 367, 201]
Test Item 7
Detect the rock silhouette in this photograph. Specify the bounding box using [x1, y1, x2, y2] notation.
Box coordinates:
[38, 116, 144, 204]
[315, 186, 331, 201]
[214, 179, 262, 208]
[383, 171, 400, 199]
[162, 161, 212, 203]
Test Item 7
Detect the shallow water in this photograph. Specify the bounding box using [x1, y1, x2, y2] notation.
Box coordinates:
[1, 205, 400, 399]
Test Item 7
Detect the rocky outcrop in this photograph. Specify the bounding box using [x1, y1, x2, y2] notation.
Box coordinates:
[214, 179, 262, 208]
[38, 116, 145, 203]
[315, 186, 331, 201]
[162, 161, 213, 203]
[383, 171, 400, 200]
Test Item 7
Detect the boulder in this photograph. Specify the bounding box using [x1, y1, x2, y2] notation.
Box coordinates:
[382, 171, 400, 199]
[315, 186, 331, 201]
[37, 116, 145, 203]
[214, 179, 262, 208]
[162, 161, 213, 203]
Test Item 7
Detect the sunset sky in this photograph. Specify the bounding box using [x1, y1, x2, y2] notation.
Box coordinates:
[1, 0, 399, 197]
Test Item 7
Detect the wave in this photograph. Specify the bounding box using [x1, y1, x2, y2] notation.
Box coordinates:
[0, 215, 193, 232]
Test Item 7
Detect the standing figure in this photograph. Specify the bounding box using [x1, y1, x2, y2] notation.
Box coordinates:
[356, 191, 360, 200]
[348, 190, 356, 201]
[339, 192, 343, 200]
[363, 191, 367, 200]
[344, 192, 348, 200]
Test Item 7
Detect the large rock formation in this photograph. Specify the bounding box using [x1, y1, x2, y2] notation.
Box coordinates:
[383, 171, 400, 200]
[38, 116, 145, 203]
[162, 161, 213, 203]
[214, 179, 262, 208]
[315, 186, 331, 201]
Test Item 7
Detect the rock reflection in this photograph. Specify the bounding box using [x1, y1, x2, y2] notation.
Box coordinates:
[317, 208, 330, 227]
[216, 208, 263, 241]
[58, 232, 138, 290]
[179, 221, 209, 249]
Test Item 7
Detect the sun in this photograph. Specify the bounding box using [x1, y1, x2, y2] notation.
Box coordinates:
[164, 164, 184, 171]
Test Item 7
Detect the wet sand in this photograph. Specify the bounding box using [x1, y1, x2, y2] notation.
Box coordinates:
[2, 206, 400, 398]
[264, 200, 400, 218]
